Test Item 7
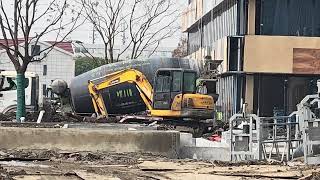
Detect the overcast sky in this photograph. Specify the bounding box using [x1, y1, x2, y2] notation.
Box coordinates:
[70, 0, 188, 48]
[0, 0, 187, 49]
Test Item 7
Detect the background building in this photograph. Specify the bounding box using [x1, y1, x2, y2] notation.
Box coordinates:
[73, 43, 174, 60]
[183, 0, 320, 120]
[0, 40, 74, 103]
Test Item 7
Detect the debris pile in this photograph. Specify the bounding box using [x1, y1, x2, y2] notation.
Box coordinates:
[0, 112, 83, 123]
[0, 150, 157, 165]
[0, 166, 13, 180]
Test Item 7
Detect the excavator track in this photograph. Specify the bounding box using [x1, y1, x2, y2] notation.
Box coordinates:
[113, 115, 214, 137]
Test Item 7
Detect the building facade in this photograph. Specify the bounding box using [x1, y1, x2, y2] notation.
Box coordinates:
[0, 41, 75, 103]
[183, 0, 320, 120]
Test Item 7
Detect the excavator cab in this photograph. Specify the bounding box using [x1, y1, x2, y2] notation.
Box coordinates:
[153, 69, 195, 109]
[151, 69, 214, 119]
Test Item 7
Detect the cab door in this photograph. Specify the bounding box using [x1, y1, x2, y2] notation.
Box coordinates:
[153, 71, 172, 110]
[170, 71, 183, 105]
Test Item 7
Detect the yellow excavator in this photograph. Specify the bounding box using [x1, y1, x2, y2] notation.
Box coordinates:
[88, 68, 215, 122]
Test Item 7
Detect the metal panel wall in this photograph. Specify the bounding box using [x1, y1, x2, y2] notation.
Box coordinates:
[216, 75, 240, 121]
[188, 0, 238, 55]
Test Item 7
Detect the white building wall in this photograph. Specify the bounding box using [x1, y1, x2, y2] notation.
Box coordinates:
[0, 42, 74, 103]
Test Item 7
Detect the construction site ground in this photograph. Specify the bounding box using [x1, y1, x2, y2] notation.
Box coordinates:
[1, 113, 320, 180]
[0, 150, 319, 180]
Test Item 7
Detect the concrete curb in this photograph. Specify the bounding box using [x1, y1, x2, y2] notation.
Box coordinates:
[0, 127, 180, 158]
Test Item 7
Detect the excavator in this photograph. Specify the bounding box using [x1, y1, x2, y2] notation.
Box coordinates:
[87, 68, 215, 132]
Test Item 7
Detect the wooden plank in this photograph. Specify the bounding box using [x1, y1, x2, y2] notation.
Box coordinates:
[293, 48, 320, 74]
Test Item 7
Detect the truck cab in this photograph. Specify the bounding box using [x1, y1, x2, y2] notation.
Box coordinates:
[0, 71, 39, 114]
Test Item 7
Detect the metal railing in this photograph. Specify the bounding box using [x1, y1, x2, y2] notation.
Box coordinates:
[229, 113, 302, 163]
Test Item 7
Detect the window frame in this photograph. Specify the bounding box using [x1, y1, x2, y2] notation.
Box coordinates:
[31, 45, 41, 56]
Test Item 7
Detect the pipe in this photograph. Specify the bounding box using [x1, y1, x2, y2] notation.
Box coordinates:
[37, 110, 45, 123]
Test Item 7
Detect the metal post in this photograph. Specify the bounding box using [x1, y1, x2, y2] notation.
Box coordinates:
[287, 117, 291, 161]
[251, 114, 262, 161]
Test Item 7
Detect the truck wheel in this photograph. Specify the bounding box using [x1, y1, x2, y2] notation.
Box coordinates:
[3, 106, 33, 115]
[3, 105, 17, 115]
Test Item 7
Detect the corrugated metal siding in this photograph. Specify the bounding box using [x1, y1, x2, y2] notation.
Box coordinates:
[216, 75, 239, 121]
[188, 0, 238, 56]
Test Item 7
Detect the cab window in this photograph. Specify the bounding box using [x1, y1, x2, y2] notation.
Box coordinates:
[172, 71, 182, 92]
[0, 77, 29, 91]
[183, 72, 196, 93]
[155, 71, 171, 93]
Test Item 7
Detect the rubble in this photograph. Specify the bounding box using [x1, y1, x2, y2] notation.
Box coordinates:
[0, 166, 13, 180]
[300, 172, 320, 180]
[0, 150, 157, 165]
[0, 112, 85, 123]
[0, 149, 317, 179]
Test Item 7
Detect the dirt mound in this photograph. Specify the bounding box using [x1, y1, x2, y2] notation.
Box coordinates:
[26, 112, 82, 123]
[0, 111, 84, 123]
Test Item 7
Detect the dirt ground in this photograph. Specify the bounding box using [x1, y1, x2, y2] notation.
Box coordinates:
[0, 112, 85, 123]
[0, 150, 319, 180]
[0, 113, 319, 179]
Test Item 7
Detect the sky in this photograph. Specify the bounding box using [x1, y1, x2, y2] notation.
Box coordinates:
[70, 0, 188, 48]
[0, 0, 187, 49]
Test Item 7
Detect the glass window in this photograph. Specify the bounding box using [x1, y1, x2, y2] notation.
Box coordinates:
[0, 77, 29, 91]
[259, 0, 320, 36]
[1, 77, 16, 91]
[183, 72, 196, 93]
[0, 76, 3, 89]
[43, 84, 47, 96]
[43, 65, 47, 76]
[31, 45, 41, 56]
[172, 71, 182, 92]
[155, 72, 171, 93]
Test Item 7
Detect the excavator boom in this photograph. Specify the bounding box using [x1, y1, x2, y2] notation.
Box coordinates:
[88, 69, 153, 117]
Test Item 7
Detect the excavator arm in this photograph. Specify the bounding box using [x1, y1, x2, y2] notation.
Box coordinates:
[88, 69, 154, 117]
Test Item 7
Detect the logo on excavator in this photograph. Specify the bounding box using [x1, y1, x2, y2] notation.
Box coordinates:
[116, 88, 133, 98]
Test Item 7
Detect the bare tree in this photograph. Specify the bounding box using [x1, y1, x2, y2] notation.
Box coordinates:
[0, 0, 83, 121]
[128, 0, 178, 59]
[172, 36, 187, 58]
[82, 0, 179, 63]
[81, 0, 126, 64]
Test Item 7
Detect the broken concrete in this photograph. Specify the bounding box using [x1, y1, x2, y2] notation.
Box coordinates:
[66, 123, 158, 131]
[179, 133, 230, 161]
[0, 127, 180, 158]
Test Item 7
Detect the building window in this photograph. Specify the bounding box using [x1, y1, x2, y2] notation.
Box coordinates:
[257, 0, 320, 36]
[31, 45, 41, 56]
[43, 65, 47, 76]
[42, 84, 47, 96]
